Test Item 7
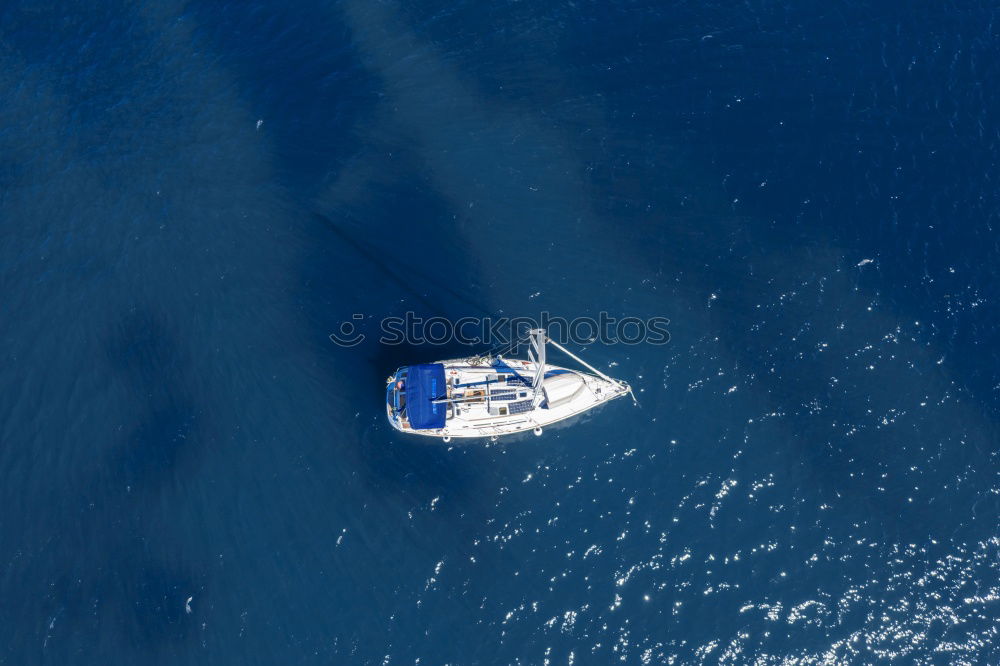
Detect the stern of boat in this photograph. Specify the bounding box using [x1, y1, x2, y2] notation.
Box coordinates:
[386, 368, 406, 431]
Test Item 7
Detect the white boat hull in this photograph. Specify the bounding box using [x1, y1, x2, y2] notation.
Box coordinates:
[386, 356, 630, 440]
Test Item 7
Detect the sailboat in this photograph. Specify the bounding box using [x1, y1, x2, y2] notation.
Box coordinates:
[385, 328, 634, 440]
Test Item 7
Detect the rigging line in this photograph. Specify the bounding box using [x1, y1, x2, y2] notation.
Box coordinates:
[313, 211, 500, 319]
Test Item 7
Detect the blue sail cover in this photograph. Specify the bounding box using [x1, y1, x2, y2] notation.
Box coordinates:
[405, 363, 447, 429]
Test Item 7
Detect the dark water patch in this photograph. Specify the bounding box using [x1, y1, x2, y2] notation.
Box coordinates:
[183, 0, 379, 198]
[101, 309, 210, 491]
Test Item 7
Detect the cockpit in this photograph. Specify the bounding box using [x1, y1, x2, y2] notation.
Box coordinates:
[387, 368, 408, 420]
[386, 363, 448, 431]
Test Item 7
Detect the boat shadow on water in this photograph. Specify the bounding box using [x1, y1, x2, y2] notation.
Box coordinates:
[296, 205, 505, 504]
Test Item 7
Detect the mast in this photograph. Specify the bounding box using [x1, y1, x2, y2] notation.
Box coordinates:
[528, 328, 547, 407]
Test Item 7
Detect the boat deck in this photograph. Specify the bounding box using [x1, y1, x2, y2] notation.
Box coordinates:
[388, 357, 629, 439]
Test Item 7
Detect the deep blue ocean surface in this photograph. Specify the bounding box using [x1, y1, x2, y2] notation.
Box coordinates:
[3, 1, 1000, 663]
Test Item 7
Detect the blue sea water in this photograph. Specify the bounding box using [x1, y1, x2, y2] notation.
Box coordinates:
[2, 0, 1000, 663]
